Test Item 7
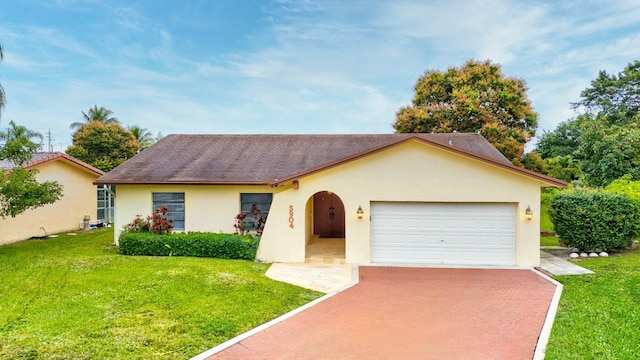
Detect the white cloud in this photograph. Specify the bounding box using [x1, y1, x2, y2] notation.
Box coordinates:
[2, 0, 640, 151]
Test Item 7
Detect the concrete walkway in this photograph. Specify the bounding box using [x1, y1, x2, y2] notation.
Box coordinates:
[265, 250, 593, 295]
[265, 262, 355, 293]
[539, 250, 594, 275]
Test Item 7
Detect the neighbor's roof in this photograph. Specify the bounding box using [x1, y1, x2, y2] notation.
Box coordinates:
[95, 134, 566, 188]
[1, 152, 105, 177]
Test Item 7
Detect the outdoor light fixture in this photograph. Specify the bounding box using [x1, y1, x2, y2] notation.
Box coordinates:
[525, 205, 533, 221]
[356, 206, 364, 219]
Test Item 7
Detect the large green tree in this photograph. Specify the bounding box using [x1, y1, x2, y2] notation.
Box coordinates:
[0, 121, 62, 218]
[393, 59, 537, 164]
[576, 122, 640, 187]
[69, 105, 120, 131]
[66, 122, 138, 172]
[536, 60, 640, 186]
[572, 60, 640, 123]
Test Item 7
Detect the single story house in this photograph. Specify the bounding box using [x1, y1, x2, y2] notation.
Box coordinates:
[0, 152, 105, 245]
[96, 133, 566, 267]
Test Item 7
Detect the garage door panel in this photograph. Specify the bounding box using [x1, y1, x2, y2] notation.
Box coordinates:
[371, 203, 516, 266]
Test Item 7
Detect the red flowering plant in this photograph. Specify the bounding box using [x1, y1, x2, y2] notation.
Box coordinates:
[149, 205, 174, 235]
[123, 205, 174, 235]
[233, 212, 248, 235]
[234, 203, 267, 236]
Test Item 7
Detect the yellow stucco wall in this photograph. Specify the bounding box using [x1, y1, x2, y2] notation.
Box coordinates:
[257, 140, 545, 267]
[0, 160, 100, 245]
[113, 140, 549, 267]
[112, 184, 287, 243]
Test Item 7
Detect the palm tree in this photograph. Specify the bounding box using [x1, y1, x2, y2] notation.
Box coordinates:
[127, 125, 153, 151]
[69, 105, 120, 131]
[0, 120, 43, 165]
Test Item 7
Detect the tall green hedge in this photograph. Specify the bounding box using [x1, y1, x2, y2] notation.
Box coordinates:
[550, 190, 638, 252]
[605, 174, 640, 236]
[119, 232, 259, 260]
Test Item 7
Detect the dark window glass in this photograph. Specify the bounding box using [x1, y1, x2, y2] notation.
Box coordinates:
[240, 193, 272, 231]
[152, 192, 185, 230]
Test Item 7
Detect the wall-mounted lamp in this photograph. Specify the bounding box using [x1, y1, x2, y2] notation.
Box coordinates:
[525, 205, 533, 221]
[356, 206, 364, 219]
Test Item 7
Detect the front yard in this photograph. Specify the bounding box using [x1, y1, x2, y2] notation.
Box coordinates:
[2, 227, 639, 359]
[0, 229, 322, 359]
[545, 246, 640, 359]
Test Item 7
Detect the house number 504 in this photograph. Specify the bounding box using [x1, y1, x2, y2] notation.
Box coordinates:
[289, 205, 294, 229]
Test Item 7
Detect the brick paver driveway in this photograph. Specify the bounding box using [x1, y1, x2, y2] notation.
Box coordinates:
[207, 267, 557, 359]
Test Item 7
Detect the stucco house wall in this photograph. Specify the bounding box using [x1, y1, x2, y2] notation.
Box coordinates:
[258, 140, 543, 266]
[113, 184, 283, 241]
[0, 157, 103, 245]
[111, 140, 547, 267]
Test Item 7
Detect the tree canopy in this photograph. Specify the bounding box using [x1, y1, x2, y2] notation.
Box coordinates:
[127, 125, 154, 152]
[66, 122, 138, 172]
[572, 60, 640, 123]
[393, 59, 537, 164]
[70, 105, 121, 131]
[536, 60, 640, 186]
[0, 121, 62, 218]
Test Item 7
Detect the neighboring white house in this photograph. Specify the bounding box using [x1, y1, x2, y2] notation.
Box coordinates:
[0, 152, 104, 244]
[96, 134, 566, 267]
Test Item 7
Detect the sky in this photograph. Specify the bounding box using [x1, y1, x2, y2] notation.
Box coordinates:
[0, 0, 639, 152]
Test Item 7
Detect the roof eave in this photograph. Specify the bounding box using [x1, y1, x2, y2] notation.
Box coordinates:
[93, 179, 273, 186]
[17, 153, 105, 177]
[270, 134, 568, 188]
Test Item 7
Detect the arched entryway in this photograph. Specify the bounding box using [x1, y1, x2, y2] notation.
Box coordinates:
[305, 191, 346, 261]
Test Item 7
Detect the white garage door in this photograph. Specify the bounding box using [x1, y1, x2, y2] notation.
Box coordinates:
[371, 202, 515, 266]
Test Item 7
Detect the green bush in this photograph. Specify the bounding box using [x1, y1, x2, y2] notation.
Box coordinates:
[605, 174, 640, 236]
[550, 190, 638, 252]
[119, 232, 259, 260]
[541, 187, 562, 233]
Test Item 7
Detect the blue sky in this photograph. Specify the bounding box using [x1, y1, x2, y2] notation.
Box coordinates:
[1, 0, 639, 151]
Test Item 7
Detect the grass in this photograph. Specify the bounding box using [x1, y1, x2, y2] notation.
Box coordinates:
[540, 200, 554, 234]
[545, 247, 640, 359]
[0, 229, 322, 359]
[540, 236, 560, 247]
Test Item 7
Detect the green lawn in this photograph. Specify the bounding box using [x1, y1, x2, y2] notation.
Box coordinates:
[540, 236, 560, 247]
[545, 247, 640, 359]
[0, 229, 322, 359]
[540, 200, 554, 234]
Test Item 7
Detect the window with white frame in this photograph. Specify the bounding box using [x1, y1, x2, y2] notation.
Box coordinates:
[152, 192, 185, 230]
[97, 185, 115, 224]
[240, 193, 272, 231]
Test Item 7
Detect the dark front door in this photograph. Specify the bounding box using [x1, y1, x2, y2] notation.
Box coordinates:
[313, 192, 345, 238]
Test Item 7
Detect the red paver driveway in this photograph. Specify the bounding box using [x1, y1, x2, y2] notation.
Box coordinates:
[207, 267, 557, 360]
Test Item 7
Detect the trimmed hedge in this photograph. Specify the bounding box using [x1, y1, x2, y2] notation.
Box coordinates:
[550, 190, 638, 252]
[119, 232, 259, 260]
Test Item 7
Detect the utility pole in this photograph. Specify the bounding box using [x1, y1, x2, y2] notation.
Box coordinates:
[47, 129, 53, 152]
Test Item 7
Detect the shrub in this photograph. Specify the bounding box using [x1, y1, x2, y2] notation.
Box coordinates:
[118, 232, 259, 260]
[605, 174, 640, 236]
[233, 203, 267, 236]
[123, 206, 174, 235]
[549, 190, 638, 252]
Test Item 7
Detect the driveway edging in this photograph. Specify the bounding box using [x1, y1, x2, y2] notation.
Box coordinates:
[532, 268, 564, 360]
[190, 264, 360, 360]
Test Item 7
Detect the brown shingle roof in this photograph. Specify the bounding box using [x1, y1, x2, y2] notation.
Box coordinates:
[1, 152, 104, 177]
[95, 133, 566, 187]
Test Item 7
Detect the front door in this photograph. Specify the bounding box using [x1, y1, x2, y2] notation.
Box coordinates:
[313, 191, 345, 238]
